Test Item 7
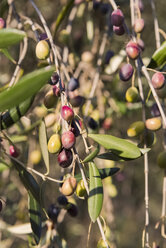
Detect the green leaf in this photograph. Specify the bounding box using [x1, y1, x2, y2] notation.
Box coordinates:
[0, 28, 26, 48]
[148, 41, 166, 68]
[82, 145, 100, 163]
[0, 48, 16, 63]
[88, 162, 103, 222]
[53, 0, 74, 37]
[11, 157, 41, 203]
[99, 167, 120, 179]
[97, 152, 131, 161]
[0, 66, 55, 112]
[28, 192, 42, 245]
[39, 120, 49, 175]
[88, 134, 141, 159]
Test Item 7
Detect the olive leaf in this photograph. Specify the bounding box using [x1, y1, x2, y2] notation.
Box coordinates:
[0, 28, 26, 48]
[39, 120, 50, 175]
[83, 145, 100, 163]
[148, 41, 166, 68]
[88, 134, 141, 159]
[0, 66, 55, 111]
[11, 157, 41, 203]
[88, 162, 103, 222]
[28, 192, 42, 245]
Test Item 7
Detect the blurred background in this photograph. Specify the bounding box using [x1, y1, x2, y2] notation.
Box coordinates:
[0, 0, 166, 247]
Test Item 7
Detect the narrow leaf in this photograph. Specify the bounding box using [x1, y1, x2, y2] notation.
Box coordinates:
[97, 152, 131, 161]
[88, 134, 141, 159]
[0, 28, 26, 48]
[53, 0, 74, 37]
[148, 41, 166, 68]
[99, 167, 120, 179]
[0, 48, 16, 63]
[11, 157, 41, 203]
[83, 145, 100, 163]
[0, 66, 55, 111]
[39, 120, 49, 175]
[28, 192, 42, 245]
[88, 162, 103, 222]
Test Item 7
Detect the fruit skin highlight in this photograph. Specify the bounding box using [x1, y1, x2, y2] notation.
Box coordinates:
[151, 72, 165, 89]
[58, 149, 73, 168]
[126, 41, 140, 60]
[61, 131, 76, 149]
[61, 105, 74, 122]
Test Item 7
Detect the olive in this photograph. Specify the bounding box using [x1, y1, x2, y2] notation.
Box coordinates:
[157, 151, 166, 169]
[61, 177, 77, 196]
[127, 121, 145, 137]
[145, 117, 162, 131]
[35, 40, 50, 60]
[30, 150, 41, 164]
[76, 179, 87, 198]
[47, 134, 62, 154]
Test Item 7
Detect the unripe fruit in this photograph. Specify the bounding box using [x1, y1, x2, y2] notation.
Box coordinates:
[61, 105, 74, 122]
[45, 113, 56, 127]
[156, 83, 166, 99]
[35, 40, 50, 60]
[113, 25, 125, 35]
[151, 103, 160, 117]
[0, 18, 5, 29]
[81, 51, 94, 63]
[61, 131, 76, 149]
[111, 9, 124, 27]
[152, 72, 165, 89]
[125, 86, 139, 102]
[34, 106, 47, 118]
[58, 29, 70, 44]
[57, 195, 68, 206]
[9, 145, 19, 158]
[68, 77, 79, 91]
[67, 203, 78, 217]
[126, 41, 140, 60]
[47, 134, 62, 153]
[119, 63, 134, 81]
[30, 150, 41, 164]
[134, 18, 145, 33]
[47, 204, 60, 223]
[157, 151, 166, 169]
[127, 121, 145, 137]
[97, 238, 111, 248]
[76, 179, 87, 197]
[140, 130, 156, 147]
[44, 90, 58, 109]
[61, 177, 77, 196]
[145, 117, 162, 131]
[58, 149, 73, 168]
[69, 95, 85, 107]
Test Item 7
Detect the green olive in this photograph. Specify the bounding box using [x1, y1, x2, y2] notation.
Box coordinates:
[47, 134, 62, 153]
[125, 86, 139, 103]
[76, 179, 87, 197]
[44, 90, 58, 109]
[58, 29, 70, 44]
[157, 151, 166, 169]
[127, 121, 145, 137]
[36, 40, 50, 60]
[30, 150, 41, 164]
[61, 177, 77, 196]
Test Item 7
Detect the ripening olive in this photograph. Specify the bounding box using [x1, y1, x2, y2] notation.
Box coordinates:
[126, 41, 140, 60]
[61, 177, 77, 196]
[35, 40, 50, 60]
[9, 145, 19, 158]
[145, 117, 162, 131]
[134, 18, 145, 33]
[157, 151, 166, 169]
[47, 134, 62, 153]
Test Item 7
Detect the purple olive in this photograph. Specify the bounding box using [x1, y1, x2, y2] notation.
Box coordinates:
[119, 63, 134, 81]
